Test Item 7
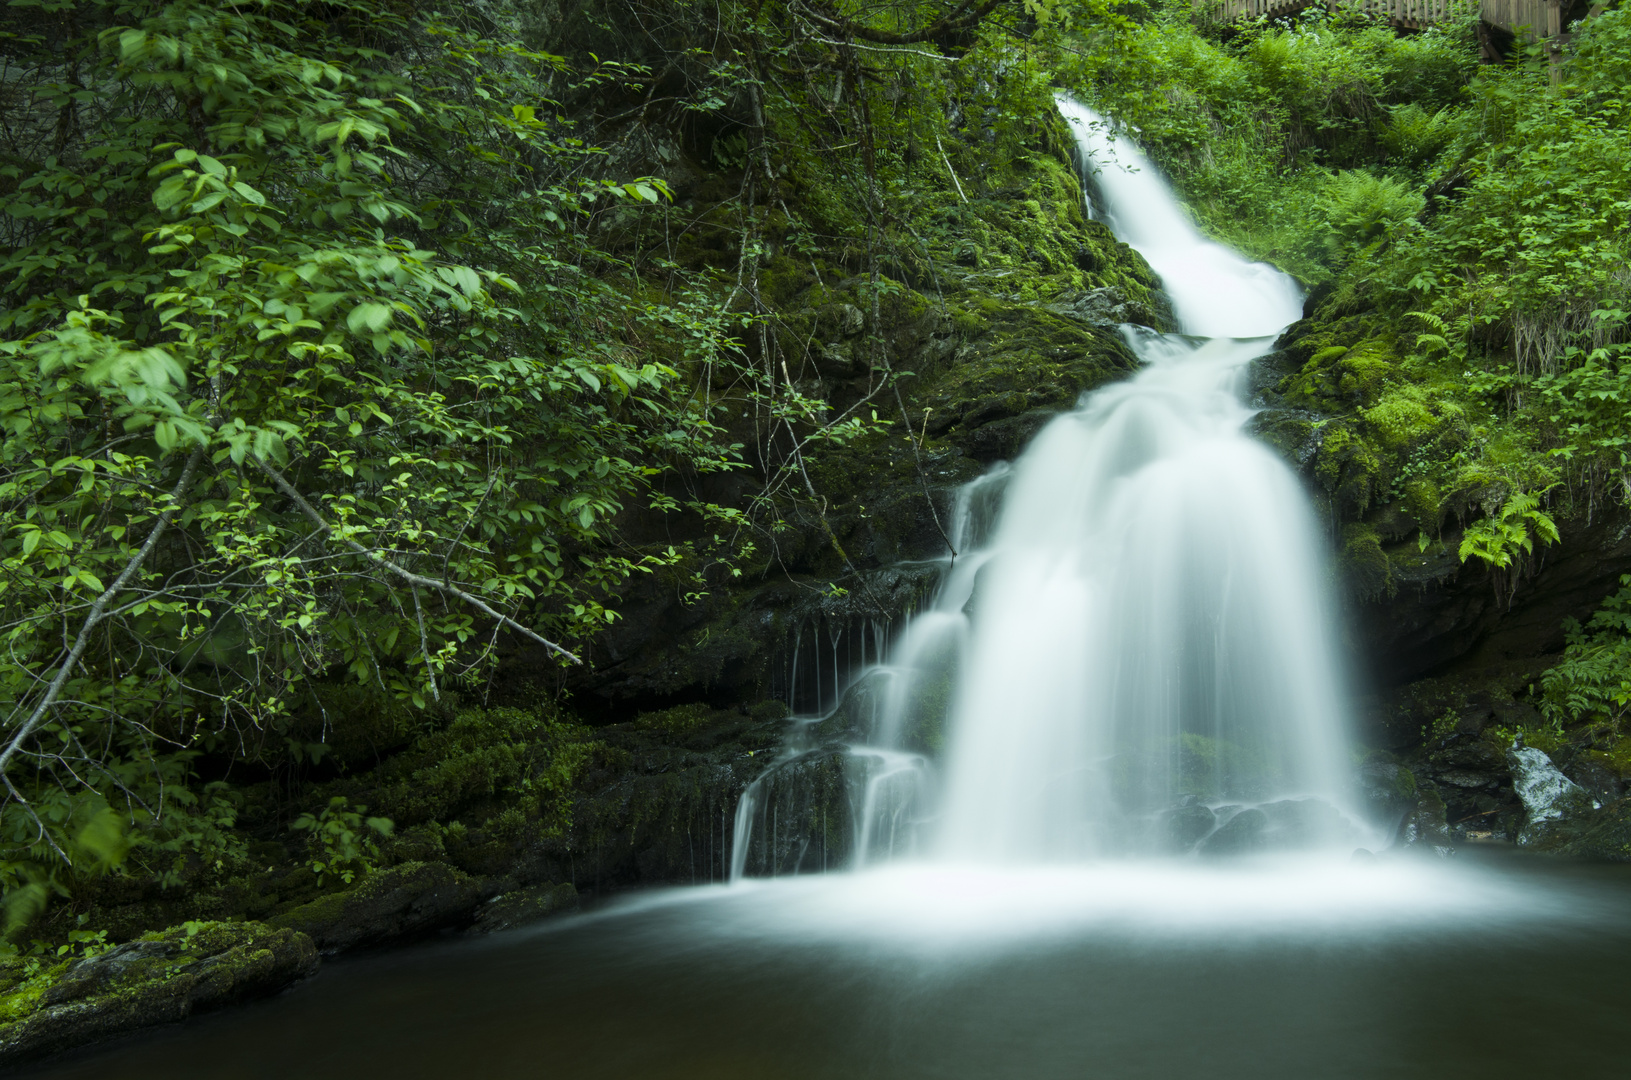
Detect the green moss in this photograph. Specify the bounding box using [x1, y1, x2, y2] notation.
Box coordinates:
[1362, 386, 1440, 450]
[0, 960, 69, 1024]
[1401, 477, 1444, 526]
[270, 886, 352, 930]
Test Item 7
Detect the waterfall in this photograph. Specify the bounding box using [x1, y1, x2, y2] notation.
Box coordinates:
[731, 96, 1362, 876]
[935, 97, 1355, 858]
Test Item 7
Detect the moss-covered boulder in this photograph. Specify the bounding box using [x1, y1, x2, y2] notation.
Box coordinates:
[269, 862, 486, 952]
[0, 922, 317, 1069]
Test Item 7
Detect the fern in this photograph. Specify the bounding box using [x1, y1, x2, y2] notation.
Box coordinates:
[1458, 489, 1560, 570]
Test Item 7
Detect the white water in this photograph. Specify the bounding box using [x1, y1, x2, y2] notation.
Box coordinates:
[936, 98, 1355, 859]
[732, 97, 1363, 875]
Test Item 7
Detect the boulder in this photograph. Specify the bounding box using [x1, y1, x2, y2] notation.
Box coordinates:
[0, 921, 317, 1069]
[1507, 745, 1600, 847]
[1567, 758, 1625, 806]
[1393, 787, 1455, 855]
[269, 862, 485, 952]
[1359, 761, 1418, 823]
[1157, 798, 1217, 853]
[1256, 798, 1359, 848]
[1357, 761, 1455, 854]
[1043, 286, 1164, 330]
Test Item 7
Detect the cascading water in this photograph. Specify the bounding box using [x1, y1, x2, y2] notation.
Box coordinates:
[937, 97, 1357, 858]
[731, 95, 1364, 876]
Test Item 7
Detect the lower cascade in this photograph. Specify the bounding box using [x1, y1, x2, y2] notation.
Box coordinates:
[732, 96, 1368, 874]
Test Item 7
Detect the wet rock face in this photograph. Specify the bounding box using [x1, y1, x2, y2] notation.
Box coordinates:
[1176, 798, 1359, 856]
[0, 922, 317, 1069]
[551, 143, 1164, 716]
[1352, 511, 1631, 688]
[1507, 746, 1601, 847]
[1197, 807, 1270, 855]
[732, 748, 855, 876]
[559, 705, 788, 889]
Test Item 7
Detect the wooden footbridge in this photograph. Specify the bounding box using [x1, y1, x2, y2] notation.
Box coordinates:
[1197, 0, 1603, 65]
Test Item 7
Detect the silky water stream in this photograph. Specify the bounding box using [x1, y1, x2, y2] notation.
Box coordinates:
[27, 100, 1631, 1080]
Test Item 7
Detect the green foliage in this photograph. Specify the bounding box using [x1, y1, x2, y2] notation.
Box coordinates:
[1543, 575, 1631, 729]
[0, 0, 751, 900]
[289, 796, 392, 886]
[1421, 708, 1460, 743]
[1314, 170, 1424, 265]
[1457, 488, 1559, 569]
[1379, 103, 1456, 165]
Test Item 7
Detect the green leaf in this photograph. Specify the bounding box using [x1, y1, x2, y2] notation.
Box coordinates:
[346, 302, 393, 334]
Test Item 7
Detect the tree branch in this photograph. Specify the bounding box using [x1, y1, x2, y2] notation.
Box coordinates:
[411, 585, 441, 702]
[0, 443, 206, 775]
[254, 460, 582, 665]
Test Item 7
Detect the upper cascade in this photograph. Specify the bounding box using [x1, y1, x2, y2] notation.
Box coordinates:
[1054, 96, 1303, 337]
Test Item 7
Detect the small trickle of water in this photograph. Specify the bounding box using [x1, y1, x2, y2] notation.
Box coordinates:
[731, 96, 1367, 877]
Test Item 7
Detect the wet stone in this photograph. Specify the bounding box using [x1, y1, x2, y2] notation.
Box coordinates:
[1507, 746, 1601, 847]
[1435, 769, 1502, 791]
[1158, 801, 1217, 853]
[1359, 762, 1418, 819]
[1197, 808, 1268, 856]
[269, 862, 485, 952]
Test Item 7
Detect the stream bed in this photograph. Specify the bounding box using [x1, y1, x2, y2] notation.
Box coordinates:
[23, 852, 1631, 1080]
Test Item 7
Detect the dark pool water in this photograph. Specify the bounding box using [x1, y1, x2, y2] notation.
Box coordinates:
[23, 854, 1631, 1080]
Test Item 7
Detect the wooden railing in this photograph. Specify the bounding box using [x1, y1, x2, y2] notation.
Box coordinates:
[1195, 0, 1563, 38]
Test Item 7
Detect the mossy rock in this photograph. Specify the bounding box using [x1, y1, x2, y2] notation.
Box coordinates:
[269, 862, 486, 952]
[0, 921, 317, 1068]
